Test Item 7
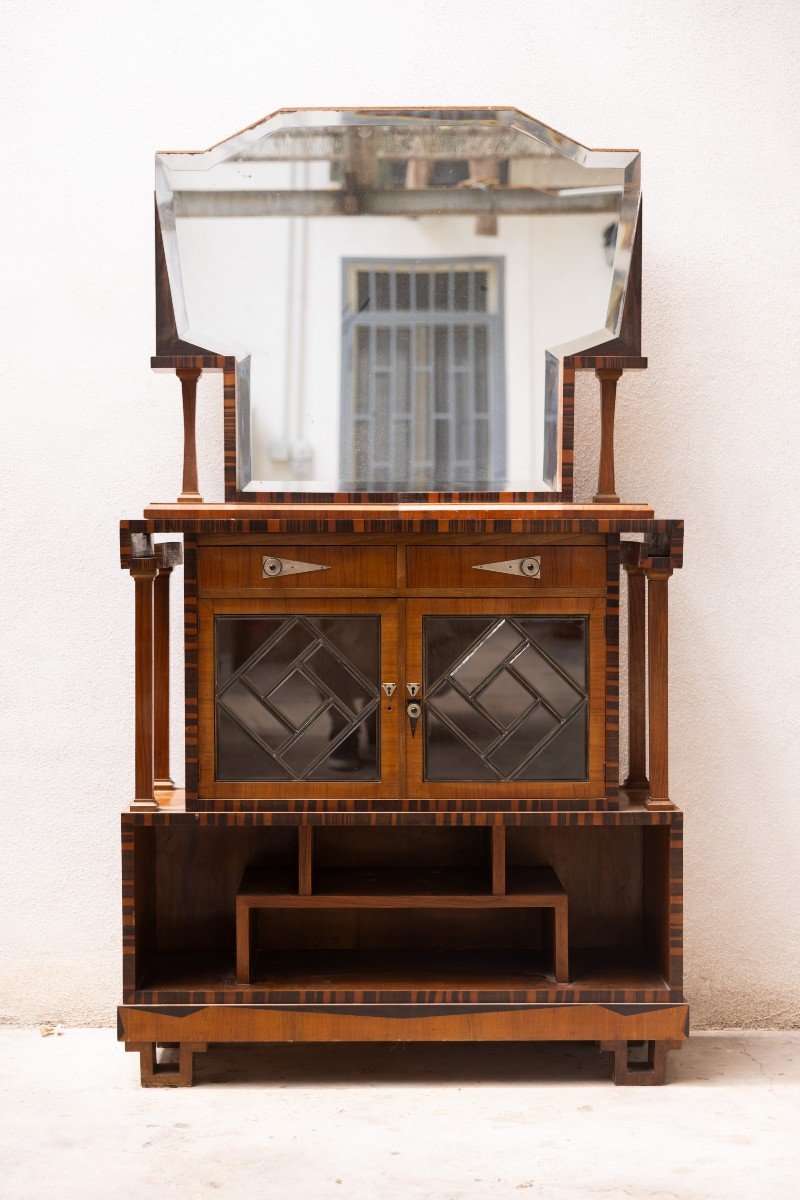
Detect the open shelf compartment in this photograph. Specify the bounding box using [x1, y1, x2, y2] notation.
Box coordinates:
[123, 811, 681, 1006]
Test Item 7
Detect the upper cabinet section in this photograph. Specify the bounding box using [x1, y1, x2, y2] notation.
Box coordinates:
[156, 108, 640, 496]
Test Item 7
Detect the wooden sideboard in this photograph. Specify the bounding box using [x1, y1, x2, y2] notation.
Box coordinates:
[119, 507, 685, 1087]
[120, 107, 685, 1086]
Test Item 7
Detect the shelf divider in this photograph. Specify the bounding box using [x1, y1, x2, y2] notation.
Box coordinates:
[491, 825, 506, 895]
[298, 826, 313, 896]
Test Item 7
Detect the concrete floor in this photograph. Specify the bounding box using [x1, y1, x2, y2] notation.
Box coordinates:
[0, 1031, 798, 1200]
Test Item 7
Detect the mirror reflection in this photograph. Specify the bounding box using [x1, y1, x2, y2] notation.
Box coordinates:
[157, 109, 639, 493]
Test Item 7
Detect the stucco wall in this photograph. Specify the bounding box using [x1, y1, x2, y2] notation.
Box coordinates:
[2, 0, 798, 1027]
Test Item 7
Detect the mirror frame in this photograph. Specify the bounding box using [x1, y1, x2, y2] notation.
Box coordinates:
[153, 107, 643, 505]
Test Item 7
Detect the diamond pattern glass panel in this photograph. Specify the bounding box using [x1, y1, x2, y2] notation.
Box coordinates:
[216, 615, 380, 782]
[305, 644, 375, 717]
[217, 617, 284, 688]
[245, 622, 316, 694]
[424, 615, 588, 782]
[476, 670, 535, 728]
[450, 620, 524, 691]
[268, 671, 326, 727]
[425, 710, 498, 782]
[307, 710, 379, 782]
[222, 679, 290, 751]
[427, 683, 499, 754]
[216, 708, 290, 781]
[508, 643, 583, 717]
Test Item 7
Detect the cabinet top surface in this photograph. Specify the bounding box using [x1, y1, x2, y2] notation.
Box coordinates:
[123, 791, 682, 826]
[143, 501, 655, 520]
[125, 502, 683, 566]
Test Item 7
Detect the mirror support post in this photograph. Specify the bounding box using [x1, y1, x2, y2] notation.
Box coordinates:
[623, 546, 649, 794]
[593, 368, 622, 504]
[645, 566, 675, 811]
[129, 558, 159, 811]
[176, 367, 203, 503]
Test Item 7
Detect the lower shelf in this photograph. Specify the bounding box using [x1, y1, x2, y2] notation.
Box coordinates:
[235, 864, 570, 984]
[134, 948, 670, 1004]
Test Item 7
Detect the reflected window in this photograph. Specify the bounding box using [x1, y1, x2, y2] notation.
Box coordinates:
[341, 260, 505, 488]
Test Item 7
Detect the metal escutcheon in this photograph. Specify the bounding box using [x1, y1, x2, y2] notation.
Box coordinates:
[406, 702, 422, 720]
[262, 556, 283, 577]
[520, 556, 541, 577]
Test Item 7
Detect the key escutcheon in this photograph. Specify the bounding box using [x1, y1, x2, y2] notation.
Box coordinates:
[406, 701, 422, 737]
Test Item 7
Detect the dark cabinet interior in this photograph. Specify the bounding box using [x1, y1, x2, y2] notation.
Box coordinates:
[128, 821, 677, 1002]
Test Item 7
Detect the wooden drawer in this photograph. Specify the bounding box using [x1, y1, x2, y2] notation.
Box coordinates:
[406, 544, 606, 590]
[198, 545, 397, 591]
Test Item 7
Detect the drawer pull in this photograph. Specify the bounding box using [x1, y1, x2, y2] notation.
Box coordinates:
[261, 555, 331, 579]
[473, 556, 541, 579]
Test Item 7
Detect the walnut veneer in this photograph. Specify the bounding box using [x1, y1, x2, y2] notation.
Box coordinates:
[120, 507, 685, 1086]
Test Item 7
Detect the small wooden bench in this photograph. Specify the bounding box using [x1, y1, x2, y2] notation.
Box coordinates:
[235, 863, 569, 986]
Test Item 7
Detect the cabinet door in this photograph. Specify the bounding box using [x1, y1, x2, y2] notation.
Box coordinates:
[198, 599, 399, 800]
[405, 598, 607, 800]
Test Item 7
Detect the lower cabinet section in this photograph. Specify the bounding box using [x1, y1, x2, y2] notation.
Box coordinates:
[121, 805, 685, 1086]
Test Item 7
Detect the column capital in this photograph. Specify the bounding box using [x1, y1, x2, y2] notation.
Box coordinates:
[129, 556, 159, 582]
[175, 365, 203, 384]
[156, 541, 183, 572]
[644, 564, 674, 582]
[594, 366, 623, 383]
[622, 542, 647, 575]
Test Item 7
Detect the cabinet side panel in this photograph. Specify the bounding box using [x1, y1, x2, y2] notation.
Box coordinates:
[643, 822, 683, 992]
[122, 821, 156, 999]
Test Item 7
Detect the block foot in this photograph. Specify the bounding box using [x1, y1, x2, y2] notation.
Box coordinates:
[127, 1042, 208, 1087]
[599, 1039, 681, 1085]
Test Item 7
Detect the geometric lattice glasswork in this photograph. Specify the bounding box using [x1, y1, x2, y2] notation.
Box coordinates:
[216, 615, 380, 782]
[423, 616, 588, 782]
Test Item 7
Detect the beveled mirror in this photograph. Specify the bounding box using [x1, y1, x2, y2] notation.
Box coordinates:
[156, 108, 640, 496]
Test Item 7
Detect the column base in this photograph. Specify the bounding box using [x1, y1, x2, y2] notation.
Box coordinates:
[623, 775, 650, 792]
[177, 491, 203, 504]
[646, 796, 676, 811]
[593, 491, 620, 504]
[130, 799, 160, 812]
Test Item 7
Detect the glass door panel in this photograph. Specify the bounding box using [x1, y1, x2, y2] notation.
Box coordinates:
[216, 614, 381, 783]
[424, 615, 588, 782]
[198, 599, 399, 801]
[405, 599, 606, 801]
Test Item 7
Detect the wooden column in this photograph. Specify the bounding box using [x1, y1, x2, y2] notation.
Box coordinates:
[177, 367, 202, 503]
[593, 368, 622, 504]
[153, 564, 174, 797]
[152, 542, 182, 801]
[623, 549, 649, 793]
[130, 558, 158, 811]
[646, 566, 674, 810]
